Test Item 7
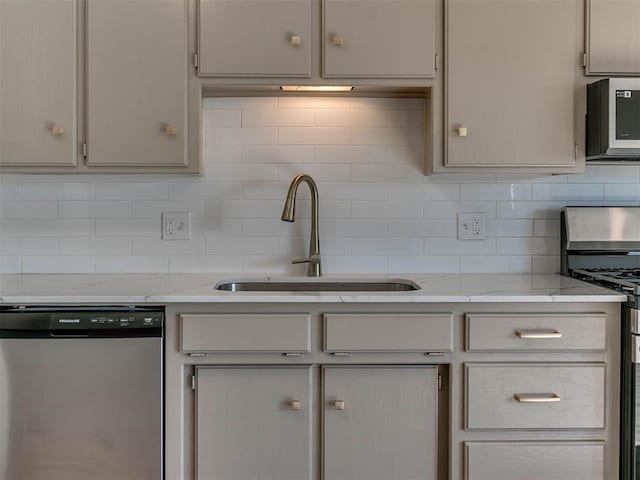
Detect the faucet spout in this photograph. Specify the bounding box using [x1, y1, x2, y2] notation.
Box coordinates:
[281, 174, 321, 277]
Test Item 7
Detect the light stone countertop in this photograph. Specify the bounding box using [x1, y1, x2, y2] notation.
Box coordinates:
[0, 273, 627, 304]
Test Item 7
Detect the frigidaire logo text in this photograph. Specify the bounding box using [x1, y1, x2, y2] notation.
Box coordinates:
[58, 319, 81, 324]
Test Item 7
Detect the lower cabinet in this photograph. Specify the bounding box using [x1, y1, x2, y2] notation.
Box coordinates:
[323, 366, 438, 480]
[194, 365, 438, 480]
[195, 366, 313, 480]
[465, 441, 605, 480]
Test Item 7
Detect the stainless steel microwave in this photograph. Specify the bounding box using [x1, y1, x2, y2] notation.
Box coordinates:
[587, 78, 640, 161]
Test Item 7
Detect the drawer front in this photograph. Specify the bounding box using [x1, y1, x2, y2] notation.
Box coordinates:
[465, 441, 604, 480]
[465, 364, 605, 429]
[180, 314, 311, 353]
[466, 313, 606, 351]
[324, 313, 453, 352]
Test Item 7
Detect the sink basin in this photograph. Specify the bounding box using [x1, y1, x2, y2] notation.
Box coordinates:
[215, 279, 421, 292]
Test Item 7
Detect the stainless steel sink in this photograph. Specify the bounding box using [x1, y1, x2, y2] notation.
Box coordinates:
[215, 279, 421, 292]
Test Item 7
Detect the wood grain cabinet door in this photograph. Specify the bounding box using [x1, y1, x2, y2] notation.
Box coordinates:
[323, 366, 438, 480]
[0, 0, 77, 167]
[446, 0, 577, 168]
[195, 366, 313, 480]
[323, 0, 436, 78]
[86, 0, 188, 168]
[587, 0, 640, 75]
[198, 0, 312, 77]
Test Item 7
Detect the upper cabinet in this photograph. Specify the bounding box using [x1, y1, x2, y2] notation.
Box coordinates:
[196, 0, 436, 80]
[198, 0, 311, 77]
[86, 0, 190, 170]
[443, 0, 579, 171]
[586, 0, 640, 75]
[0, 0, 77, 168]
[322, 0, 435, 78]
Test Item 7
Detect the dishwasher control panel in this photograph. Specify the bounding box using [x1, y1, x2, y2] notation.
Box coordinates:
[52, 312, 163, 330]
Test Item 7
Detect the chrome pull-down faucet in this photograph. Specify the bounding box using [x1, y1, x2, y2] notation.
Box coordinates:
[281, 174, 321, 277]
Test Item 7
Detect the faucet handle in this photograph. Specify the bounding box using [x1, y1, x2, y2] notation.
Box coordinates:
[292, 254, 321, 265]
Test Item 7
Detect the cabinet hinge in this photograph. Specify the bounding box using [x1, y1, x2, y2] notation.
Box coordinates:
[191, 374, 197, 391]
[437, 374, 442, 391]
[82, 143, 87, 158]
[581, 51, 587, 68]
[575, 143, 579, 159]
[194, 52, 199, 71]
[434, 53, 439, 72]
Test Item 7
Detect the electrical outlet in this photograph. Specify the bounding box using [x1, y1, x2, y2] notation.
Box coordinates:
[162, 212, 191, 240]
[457, 212, 486, 240]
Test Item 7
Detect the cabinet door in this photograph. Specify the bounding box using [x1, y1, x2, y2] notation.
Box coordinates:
[198, 0, 311, 77]
[86, 0, 187, 168]
[323, 0, 435, 78]
[446, 0, 577, 168]
[196, 366, 313, 480]
[587, 0, 640, 75]
[0, 0, 77, 167]
[323, 366, 438, 480]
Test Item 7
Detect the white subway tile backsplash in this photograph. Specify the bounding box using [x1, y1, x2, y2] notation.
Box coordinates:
[206, 127, 278, 145]
[460, 256, 532, 273]
[243, 108, 315, 127]
[204, 109, 242, 127]
[95, 256, 168, 273]
[278, 127, 351, 145]
[169, 254, 243, 273]
[532, 183, 604, 201]
[132, 238, 205, 256]
[604, 184, 640, 201]
[461, 183, 532, 201]
[23, 256, 95, 274]
[242, 145, 314, 164]
[60, 237, 131, 256]
[0, 96, 634, 273]
[352, 201, 422, 219]
[315, 109, 387, 128]
[0, 201, 58, 218]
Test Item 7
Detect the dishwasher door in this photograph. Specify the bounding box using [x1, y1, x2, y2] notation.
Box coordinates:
[0, 315, 163, 480]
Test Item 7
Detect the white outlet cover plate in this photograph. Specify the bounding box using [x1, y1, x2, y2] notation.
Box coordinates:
[162, 211, 191, 240]
[457, 212, 486, 240]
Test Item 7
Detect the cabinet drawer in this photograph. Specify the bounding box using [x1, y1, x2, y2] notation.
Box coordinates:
[465, 441, 604, 480]
[465, 364, 605, 429]
[465, 313, 606, 351]
[180, 314, 311, 353]
[324, 314, 453, 352]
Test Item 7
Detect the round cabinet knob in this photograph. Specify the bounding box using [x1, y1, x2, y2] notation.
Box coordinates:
[289, 400, 302, 411]
[164, 125, 177, 136]
[51, 125, 64, 136]
[290, 35, 302, 46]
[334, 399, 345, 410]
[456, 126, 468, 137]
[332, 35, 344, 47]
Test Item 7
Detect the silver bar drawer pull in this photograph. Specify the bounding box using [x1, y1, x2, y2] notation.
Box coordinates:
[515, 329, 562, 339]
[514, 393, 561, 403]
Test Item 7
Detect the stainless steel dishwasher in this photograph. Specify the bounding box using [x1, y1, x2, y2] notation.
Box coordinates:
[0, 306, 164, 480]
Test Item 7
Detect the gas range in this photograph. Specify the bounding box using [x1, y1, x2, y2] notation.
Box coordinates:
[572, 268, 640, 295]
[561, 206, 640, 480]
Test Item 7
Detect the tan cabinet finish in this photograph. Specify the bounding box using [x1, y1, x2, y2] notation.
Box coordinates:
[445, 0, 577, 169]
[180, 313, 311, 353]
[324, 313, 453, 352]
[0, 0, 77, 167]
[198, 0, 311, 77]
[86, 0, 188, 168]
[323, 366, 438, 480]
[587, 0, 640, 75]
[465, 363, 605, 430]
[195, 366, 313, 480]
[465, 441, 605, 480]
[322, 0, 435, 78]
[466, 313, 606, 352]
